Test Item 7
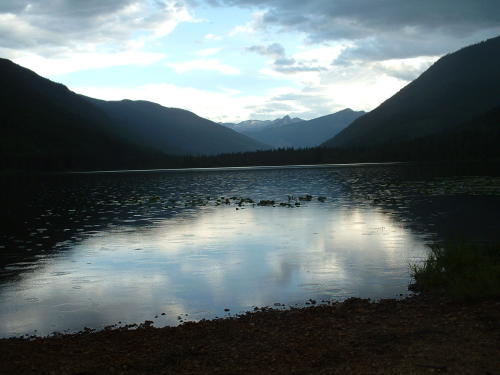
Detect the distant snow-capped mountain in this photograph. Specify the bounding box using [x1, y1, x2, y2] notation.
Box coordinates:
[221, 115, 305, 133]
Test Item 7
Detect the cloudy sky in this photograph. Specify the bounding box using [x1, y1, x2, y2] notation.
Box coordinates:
[1, 1, 499, 122]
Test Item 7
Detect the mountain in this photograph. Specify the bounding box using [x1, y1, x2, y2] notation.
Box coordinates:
[343, 105, 500, 162]
[0, 58, 168, 170]
[323, 36, 500, 149]
[396, 104, 500, 160]
[86, 98, 268, 156]
[243, 109, 365, 148]
[0, 58, 267, 170]
[221, 115, 304, 133]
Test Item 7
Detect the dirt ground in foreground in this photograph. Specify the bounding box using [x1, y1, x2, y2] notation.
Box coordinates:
[1, 296, 499, 374]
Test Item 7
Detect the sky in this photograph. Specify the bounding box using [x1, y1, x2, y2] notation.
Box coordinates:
[1, 1, 500, 123]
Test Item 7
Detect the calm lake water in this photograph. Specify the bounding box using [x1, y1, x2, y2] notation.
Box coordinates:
[1, 163, 499, 337]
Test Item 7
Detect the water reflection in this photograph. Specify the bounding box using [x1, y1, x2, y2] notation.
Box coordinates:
[0, 202, 428, 337]
[1, 164, 499, 337]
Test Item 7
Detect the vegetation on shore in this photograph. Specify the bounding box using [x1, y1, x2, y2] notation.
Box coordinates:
[410, 242, 500, 300]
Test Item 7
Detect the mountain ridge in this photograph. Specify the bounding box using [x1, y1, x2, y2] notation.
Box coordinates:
[242, 108, 365, 148]
[221, 115, 305, 133]
[0, 57, 267, 170]
[86, 97, 269, 156]
[323, 36, 500, 148]
[2, 34, 499, 171]
[0, 57, 168, 170]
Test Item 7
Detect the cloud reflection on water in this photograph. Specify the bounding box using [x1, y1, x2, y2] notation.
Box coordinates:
[0, 202, 427, 337]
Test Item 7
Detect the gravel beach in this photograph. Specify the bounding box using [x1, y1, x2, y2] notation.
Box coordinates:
[1, 295, 499, 374]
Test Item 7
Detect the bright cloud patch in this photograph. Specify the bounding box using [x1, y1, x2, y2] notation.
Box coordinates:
[14, 51, 166, 77]
[374, 56, 440, 81]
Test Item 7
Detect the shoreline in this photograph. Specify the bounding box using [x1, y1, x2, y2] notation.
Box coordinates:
[0, 294, 415, 340]
[2, 294, 498, 374]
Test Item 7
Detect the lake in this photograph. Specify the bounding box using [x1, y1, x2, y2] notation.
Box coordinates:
[1, 163, 499, 337]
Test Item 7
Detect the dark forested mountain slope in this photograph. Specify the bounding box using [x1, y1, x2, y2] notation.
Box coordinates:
[0, 58, 166, 170]
[323, 36, 500, 148]
[245, 109, 365, 148]
[402, 104, 500, 160]
[87, 98, 268, 156]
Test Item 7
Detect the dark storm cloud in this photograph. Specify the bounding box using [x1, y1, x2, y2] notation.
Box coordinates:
[213, 0, 500, 35]
[214, 0, 500, 60]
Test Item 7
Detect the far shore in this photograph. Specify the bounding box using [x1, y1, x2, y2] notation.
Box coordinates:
[66, 161, 404, 174]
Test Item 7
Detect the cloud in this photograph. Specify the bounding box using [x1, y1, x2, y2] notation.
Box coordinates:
[167, 58, 240, 75]
[248, 43, 298, 67]
[73, 82, 345, 123]
[228, 10, 265, 35]
[248, 43, 285, 58]
[72, 82, 272, 122]
[373, 56, 439, 82]
[4, 0, 498, 123]
[248, 43, 344, 76]
[67, 50, 427, 123]
[252, 44, 437, 117]
[214, 0, 500, 36]
[0, 0, 194, 59]
[211, 0, 500, 61]
[274, 57, 295, 66]
[228, 1, 500, 119]
[14, 50, 166, 77]
[245, 87, 332, 119]
[204, 33, 222, 41]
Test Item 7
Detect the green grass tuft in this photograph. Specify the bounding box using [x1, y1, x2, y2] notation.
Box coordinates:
[410, 242, 500, 300]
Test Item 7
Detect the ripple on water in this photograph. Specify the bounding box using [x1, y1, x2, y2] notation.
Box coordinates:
[49, 271, 71, 277]
[53, 303, 88, 312]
